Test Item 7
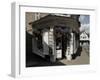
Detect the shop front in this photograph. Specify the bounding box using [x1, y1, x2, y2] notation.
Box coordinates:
[30, 14, 80, 62]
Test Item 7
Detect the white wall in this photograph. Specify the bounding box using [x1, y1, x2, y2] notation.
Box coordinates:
[80, 32, 89, 40]
[0, 0, 100, 80]
[43, 30, 49, 55]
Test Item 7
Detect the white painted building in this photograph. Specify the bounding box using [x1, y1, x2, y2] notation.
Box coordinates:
[80, 31, 89, 46]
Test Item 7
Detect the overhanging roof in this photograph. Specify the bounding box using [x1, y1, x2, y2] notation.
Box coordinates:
[30, 15, 80, 33]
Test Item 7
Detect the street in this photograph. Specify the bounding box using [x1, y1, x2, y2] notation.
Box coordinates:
[26, 45, 89, 67]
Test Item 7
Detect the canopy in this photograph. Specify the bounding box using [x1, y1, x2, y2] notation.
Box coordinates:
[30, 15, 80, 33]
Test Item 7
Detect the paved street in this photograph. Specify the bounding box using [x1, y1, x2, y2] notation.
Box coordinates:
[60, 45, 89, 65]
[26, 45, 89, 67]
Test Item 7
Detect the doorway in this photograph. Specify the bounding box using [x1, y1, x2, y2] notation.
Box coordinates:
[54, 26, 71, 59]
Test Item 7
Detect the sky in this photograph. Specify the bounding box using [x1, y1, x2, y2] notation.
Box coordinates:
[79, 15, 90, 33]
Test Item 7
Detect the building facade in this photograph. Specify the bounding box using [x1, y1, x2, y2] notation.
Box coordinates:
[28, 13, 80, 62]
